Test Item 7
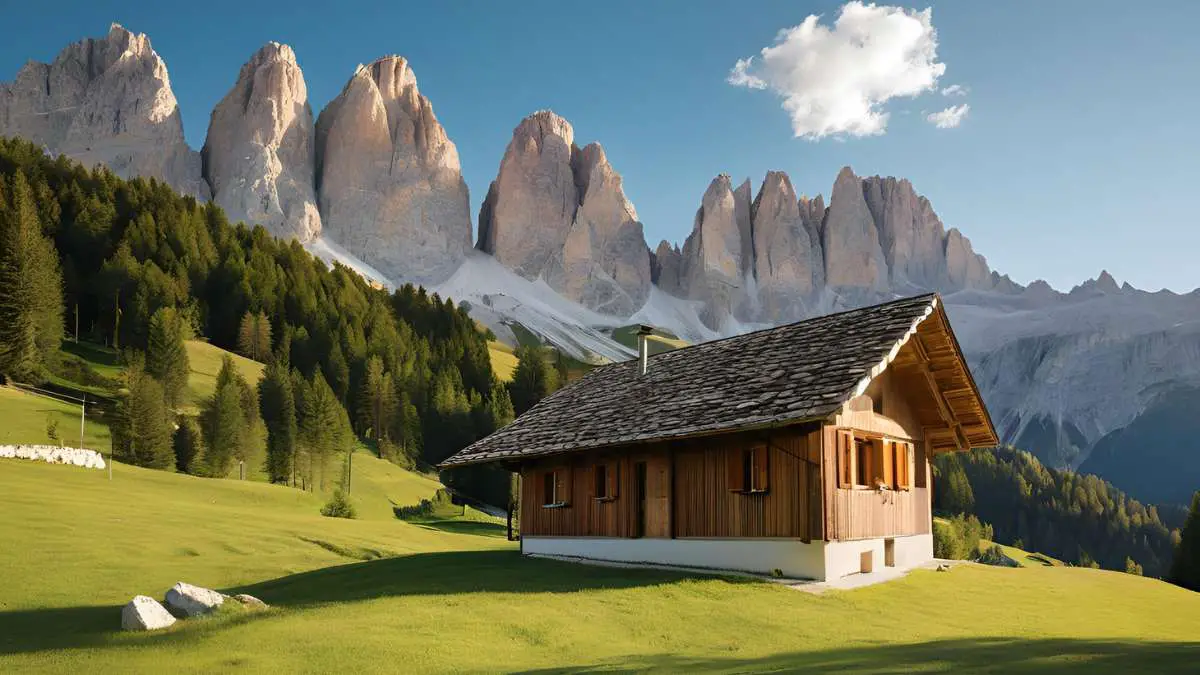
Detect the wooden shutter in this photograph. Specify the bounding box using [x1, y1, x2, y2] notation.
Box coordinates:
[555, 466, 572, 506]
[608, 461, 619, 498]
[879, 440, 894, 488]
[837, 429, 854, 489]
[754, 445, 769, 492]
[727, 449, 745, 492]
[903, 442, 913, 489]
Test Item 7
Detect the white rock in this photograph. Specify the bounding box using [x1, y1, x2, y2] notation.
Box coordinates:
[676, 174, 755, 330]
[822, 166, 888, 293]
[232, 593, 269, 609]
[164, 582, 227, 617]
[315, 56, 471, 285]
[752, 171, 822, 322]
[0, 24, 208, 199]
[122, 595, 177, 631]
[203, 42, 320, 242]
[0, 445, 104, 469]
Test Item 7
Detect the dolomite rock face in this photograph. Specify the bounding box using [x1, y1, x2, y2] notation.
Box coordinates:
[945, 227, 992, 290]
[752, 171, 822, 322]
[203, 42, 320, 241]
[862, 176, 948, 289]
[315, 56, 471, 284]
[678, 175, 754, 330]
[0, 24, 208, 199]
[544, 143, 652, 315]
[652, 240, 684, 296]
[480, 112, 651, 314]
[822, 167, 888, 293]
[477, 111, 577, 278]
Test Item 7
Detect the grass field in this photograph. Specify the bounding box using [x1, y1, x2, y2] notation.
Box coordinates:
[487, 340, 519, 382]
[182, 340, 266, 412]
[1, 458, 1198, 673]
[981, 539, 1065, 567]
[0, 386, 112, 450]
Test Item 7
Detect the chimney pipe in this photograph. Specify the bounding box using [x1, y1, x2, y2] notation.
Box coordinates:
[636, 325, 653, 375]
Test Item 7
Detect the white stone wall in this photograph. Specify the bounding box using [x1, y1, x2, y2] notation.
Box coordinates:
[0, 445, 106, 469]
[522, 537, 828, 580]
[823, 534, 933, 579]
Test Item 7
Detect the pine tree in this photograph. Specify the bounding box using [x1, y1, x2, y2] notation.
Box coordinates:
[301, 371, 352, 491]
[146, 306, 189, 408]
[236, 311, 271, 362]
[508, 345, 555, 415]
[0, 172, 64, 382]
[200, 355, 247, 477]
[112, 365, 173, 469]
[173, 416, 204, 474]
[360, 355, 395, 442]
[1170, 491, 1200, 591]
[259, 351, 297, 485]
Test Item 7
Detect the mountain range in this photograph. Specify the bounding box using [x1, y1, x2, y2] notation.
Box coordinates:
[3, 24, 1197, 505]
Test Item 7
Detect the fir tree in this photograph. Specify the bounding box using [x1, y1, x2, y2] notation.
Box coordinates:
[1170, 491, 1200, 591]
[508, 344, 556, 415]
[173, 416, 204, 474]
[360, 355, 395, 442]
[200, 355, 247, 477]
[301, 371, 352, 491]
[0, 172, 63, 382]
[259, 349, 298, 485]
[112, 365, 173, 469]
[145, 306, 189, 408]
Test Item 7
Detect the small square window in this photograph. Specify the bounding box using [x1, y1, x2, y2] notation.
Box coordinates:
[594, 464, 609, 499]
[543, 471, 557, 506]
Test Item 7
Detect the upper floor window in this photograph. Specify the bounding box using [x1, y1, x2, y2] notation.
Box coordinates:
[838, 430, 913, 491]
[542, 469, 570, 507]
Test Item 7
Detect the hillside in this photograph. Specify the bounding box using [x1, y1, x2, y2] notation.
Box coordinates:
[0, 460, 1197, 673]
[181, 340, 265, 413]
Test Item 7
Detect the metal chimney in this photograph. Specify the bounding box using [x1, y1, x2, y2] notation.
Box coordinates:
[636, 325, 654, 375]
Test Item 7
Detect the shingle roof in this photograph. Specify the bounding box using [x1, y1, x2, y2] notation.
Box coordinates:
[441, 293, 941, 467]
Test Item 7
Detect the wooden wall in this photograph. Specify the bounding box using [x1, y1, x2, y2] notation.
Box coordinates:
[518, 425, 823, 541]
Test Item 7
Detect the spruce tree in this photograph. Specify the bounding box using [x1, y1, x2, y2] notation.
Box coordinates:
[0, 172, 64, 382]
[200, 355, 247, 477]
[301, 371, 352, 491]
[508, 345, 555, 415]
[146, 306, 189, 408]
[173, 416, 204, 474]
[259, 352, 297, 485]
[1170, 491, 1200, 591]
[360, 356, 395, 441]
[113, 366, 173, 469]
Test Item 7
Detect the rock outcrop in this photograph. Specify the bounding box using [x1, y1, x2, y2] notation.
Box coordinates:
[752, 171, 822, 322]
[0, 24, 207, 199]
[651, 240, 684, 296]
[674, 175, 756, 330]
[203, 42, 320, 241]
[315, 56, 471, 284]
[122, 596, 176, 631]
[862, 176, 948, 289]
[822, 167, 889, 293]
[164, 582, 226, 617]
[479, 111, 652, 314]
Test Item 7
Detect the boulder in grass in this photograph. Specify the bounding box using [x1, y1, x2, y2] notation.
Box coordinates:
[232, 593, 269, 609]
[122, 595, 177, 631]
[164, 581, 227, 617]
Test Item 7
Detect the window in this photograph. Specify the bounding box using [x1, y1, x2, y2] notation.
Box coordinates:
[541, 468, 571, 507]
[727, 446, 769, 493]
[593, 462, 618, 500]
[837, 430, 855, 488]
[838, 432, 915, 490]
[855, 438, 872, 487]
[892, 442, 912, 490]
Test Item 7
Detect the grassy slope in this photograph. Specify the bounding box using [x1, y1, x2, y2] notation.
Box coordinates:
[1, 461, 1198, 673]
[0, 386, 111, 450]
[182, 341, 265, 413]
[487, 340, 518, 382]
[981, 539, 1065, 567]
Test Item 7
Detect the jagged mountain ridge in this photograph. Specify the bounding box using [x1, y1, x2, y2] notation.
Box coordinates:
[3, 25, 1198, 504]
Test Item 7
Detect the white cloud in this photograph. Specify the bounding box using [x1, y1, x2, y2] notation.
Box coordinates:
[941, 84, 967, 97]
[926, 103, 970, 128]
[728, 2, 947, 140]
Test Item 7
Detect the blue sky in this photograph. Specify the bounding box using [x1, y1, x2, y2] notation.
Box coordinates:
[2, 0, 1197, 292]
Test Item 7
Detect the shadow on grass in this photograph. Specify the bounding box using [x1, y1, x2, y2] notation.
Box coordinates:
[518, 637, 1200, 674]
[0, 550, 684, 657]
[409, 519, 509, 538]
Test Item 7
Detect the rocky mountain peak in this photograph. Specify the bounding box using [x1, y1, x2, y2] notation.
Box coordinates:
[752, 170, 822, 321]
[203, 41, 320, 241]
[314, 55, 471, 284]
[0, 23, 208, 199]
[822, 166, 888, 293]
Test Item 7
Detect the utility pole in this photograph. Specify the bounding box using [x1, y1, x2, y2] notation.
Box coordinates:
[346, 447, 353, 495]
[74, 303, 79, 343]
[113, 289, 121, 350]
[79, 393, 86, 452]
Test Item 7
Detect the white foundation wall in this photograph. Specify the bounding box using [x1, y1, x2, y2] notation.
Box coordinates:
[823, 534, 933, 579]
[522, 537, 828, 580]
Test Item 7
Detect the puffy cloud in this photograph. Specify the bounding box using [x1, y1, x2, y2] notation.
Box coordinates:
[728, 2, 947, 139]
[926, 103, 970, 128]
[941, 84, 967, 97]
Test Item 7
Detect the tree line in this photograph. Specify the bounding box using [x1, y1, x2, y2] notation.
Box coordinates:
[0, 136, 515, 504]
[933, 446, 1183, 579]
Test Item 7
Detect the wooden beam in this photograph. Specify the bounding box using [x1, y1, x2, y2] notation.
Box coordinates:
[914, 335, 965, 452]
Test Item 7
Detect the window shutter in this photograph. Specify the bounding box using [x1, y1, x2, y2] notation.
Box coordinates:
[754, 445, 769, 492]
[880, 440, 894, 488]
[837, 429, 854, 488]
[608, 461, 619, 498]
[556, 466, 572, 506]
[727, 450, 745, 491]
[903, 442, 913, 489]
[589, 465, 598, 499]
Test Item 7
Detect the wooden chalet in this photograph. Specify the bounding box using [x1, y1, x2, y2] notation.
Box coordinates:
[440, 294, 997, 580]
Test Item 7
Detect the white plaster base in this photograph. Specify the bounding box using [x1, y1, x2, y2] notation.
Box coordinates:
[522, 534, 934, 582]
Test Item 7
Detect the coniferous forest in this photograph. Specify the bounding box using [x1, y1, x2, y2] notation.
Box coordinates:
[934, 446, 1182, 578]
[0, 136, 513, 505]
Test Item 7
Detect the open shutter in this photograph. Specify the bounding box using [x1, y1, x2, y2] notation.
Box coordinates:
[879, 440, 894, 488]
[837, 429, 854, 488]
[903, 442, 913, 489]
[555, 466, 572, 506]
[608, 461, 619, 498]
[727, 450, 745, 492]
[754, 445, 769, 492]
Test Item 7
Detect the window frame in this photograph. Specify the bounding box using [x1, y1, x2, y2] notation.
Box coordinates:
[727, 445, 770, 494]
[592, 462, 619, 502]
[838, 430, 917, 492]
[541, 468, 570, 508]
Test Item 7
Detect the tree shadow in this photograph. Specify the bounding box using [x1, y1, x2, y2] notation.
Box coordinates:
[518, 637, 1200, 674]
[409, 519, 509, 538]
